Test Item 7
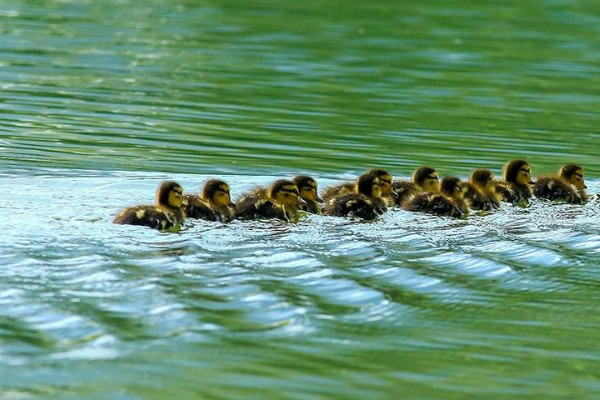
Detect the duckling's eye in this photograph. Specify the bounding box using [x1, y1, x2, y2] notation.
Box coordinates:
[428, 175, 438, 181]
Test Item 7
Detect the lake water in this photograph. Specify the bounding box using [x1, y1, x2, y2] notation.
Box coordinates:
[1, 0, 599, 399]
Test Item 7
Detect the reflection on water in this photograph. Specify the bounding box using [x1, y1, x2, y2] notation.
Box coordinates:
[2, 0, 600, 398]
[1, 171, 599, 399]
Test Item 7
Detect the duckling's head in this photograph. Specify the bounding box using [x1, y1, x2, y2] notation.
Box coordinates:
[269, 180, 301, 208]
[293, 175, 323, 202]
[367, 168, 393, 196]
[470, 169, 495, 191]
[157, 181, 184, 208]
[440, 176, 465, 200]
[202, 179, 233, 207]
[503, 159, 533, 186]
[558, 164, 587, 190]
[412, 166, 440, 192]
[356, 173, 382, 199]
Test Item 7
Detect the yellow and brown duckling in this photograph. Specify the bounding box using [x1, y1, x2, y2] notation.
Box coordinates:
[113, 181, 186, 230]
[403, 176, 469, 218]
[494, 159, 534, 204]
[534, 164, 588, 204]
[235, 179, 304, 222]
[464, 169, 500, 211]
[366, 169, 397, 206]
[321, 168, 395, 207]
[293, 175, 323, 214]
[184, 179, 235, 222]
[323, 172, 386, 220]
[394, 166, 441, 206]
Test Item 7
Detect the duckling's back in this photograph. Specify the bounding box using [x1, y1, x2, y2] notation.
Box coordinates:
[323, 193, 380, 220]
[494, 181, 532, 204]
[534, 176, 582, 204]
[403, 193, 465, 218]
[392, 180, 418, 206]
[464, 183, 497, 211]
[184, 195, 219, 221]
[321, 182, 354, 204]
[114, 205, 181, 230]
[235, 195, 283, 220]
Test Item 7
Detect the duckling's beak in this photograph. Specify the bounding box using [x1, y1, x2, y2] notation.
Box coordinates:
[182, 197, 189, 206]
[583, 185, 588, 189]
[229, 202, 236, 208]
[315, 195, 324, 203]
[391, 188, 398, 196]
[528, 180, 535, 185]
[297, 197, 307, 207]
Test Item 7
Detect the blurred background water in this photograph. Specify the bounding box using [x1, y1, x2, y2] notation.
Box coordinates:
[1, 0, 599, 399]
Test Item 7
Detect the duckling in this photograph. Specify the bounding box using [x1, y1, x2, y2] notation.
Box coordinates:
[494, 159, 534, 204]
[235, 180, 303, 222]
[366, 169, 397, 206]
[243, 175, 323, 214]
[534, 164, 588, 204]
[403, 176, 469, 218]
[184, 179, 236, 222]
[464, 169, 500, 211]
[323, 173, 386, 220]
[293, 175, 323, 214]
[322, 168, 396, 207]
[113, 181, 186, 230]
[394, 166, 440, 207]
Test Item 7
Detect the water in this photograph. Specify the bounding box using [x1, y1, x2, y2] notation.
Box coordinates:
[1, 0, 600, 399]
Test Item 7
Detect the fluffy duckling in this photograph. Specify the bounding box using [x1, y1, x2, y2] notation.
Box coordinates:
[494, 159, 534, 204]
[293, 175, 323, 214]
[184, 179, 235, 222]
[393, 166, 440, 206]
[534, 164, 588, 204]
[403, 176, 469, 218]
[366, 169, 397, 206]
[235, 180, 303, 222]
[114, 181, 186, 230]
[321, 168, 395, 207]
[464, 169, 500, 211]
[323, 173, 386, 220]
